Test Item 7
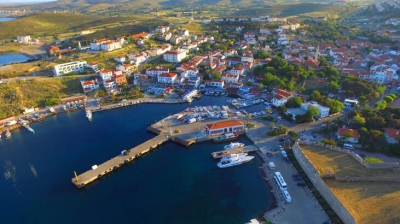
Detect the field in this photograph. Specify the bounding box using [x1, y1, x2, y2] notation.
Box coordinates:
[301, 145, 400, 223]
[0, 77, 83, 117]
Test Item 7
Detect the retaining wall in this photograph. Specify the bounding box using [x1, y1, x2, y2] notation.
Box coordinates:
[292, 142, 356, 224]
[299, 140, 400, 170]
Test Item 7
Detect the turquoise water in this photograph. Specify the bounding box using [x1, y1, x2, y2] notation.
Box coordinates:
[0, 18, 15, 22]
[0, 53, 29, 66]
[0, 97, 272, 223]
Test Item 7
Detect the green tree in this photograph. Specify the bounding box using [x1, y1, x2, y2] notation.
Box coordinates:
[321, 138, 337, 147]
[308, 105, 320, 117]
[269, 123, 276, 129]
[211, 71, 221, 80]
[353, 114, 366, 126]
[328, 81, 340, 93]
[258, 83, 264, 90]
[285, 96, 303, 108]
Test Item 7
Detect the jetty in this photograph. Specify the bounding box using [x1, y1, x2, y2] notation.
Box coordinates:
[211, 145, 258, 159]
[72, 135, 169, 188]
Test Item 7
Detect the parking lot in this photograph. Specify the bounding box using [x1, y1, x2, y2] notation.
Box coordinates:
[246, 119, 330, 224]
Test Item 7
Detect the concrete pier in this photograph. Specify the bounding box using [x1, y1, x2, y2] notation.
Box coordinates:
[212, 145, 258, 159]
[72, 135, 169, 188]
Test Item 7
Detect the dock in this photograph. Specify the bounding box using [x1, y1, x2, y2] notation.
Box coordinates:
[72, 135, 169, 188]
[211, 145, 258, 159]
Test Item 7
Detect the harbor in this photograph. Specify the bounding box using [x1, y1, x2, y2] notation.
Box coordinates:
[1, 93, 285, 222]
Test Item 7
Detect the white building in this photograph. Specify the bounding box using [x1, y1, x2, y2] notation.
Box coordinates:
[205, 120, 244, 136]
[157, 73, 177, 84]
[221, 73, 239, 83]
[384, 128, 400, 144]
[272, 89, 292, 107]
[17, 35, 31, 43]
[203, 80, 224, 88]
[156, 26, 170, 33]
[337, 128, 360, 143]
[146, 67, 169, 77]
[81, 80, 99, 93]
[300, 101, 330, 118]
[90, 39, 122, 51]
[53, 61, 87, 76]
[163, 50, 187, 63]
[116, 64, 134, 73]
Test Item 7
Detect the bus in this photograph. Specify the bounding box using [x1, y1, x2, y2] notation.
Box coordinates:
[274, 172, 288, 190]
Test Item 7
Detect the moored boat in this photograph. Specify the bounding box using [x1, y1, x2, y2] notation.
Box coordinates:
[86, 110, 92, 121]
[5, 129, 11, 139]
[217, 155, 254, 168]
[220, 153, 248, 162]
[224, 142, 244, 150]
[213, 133, 238, 143]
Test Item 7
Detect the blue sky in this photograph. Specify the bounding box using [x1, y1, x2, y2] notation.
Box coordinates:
[0, 0, 55, 3]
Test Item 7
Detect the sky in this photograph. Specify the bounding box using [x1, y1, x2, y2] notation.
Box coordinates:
[0, 0, 56, 4]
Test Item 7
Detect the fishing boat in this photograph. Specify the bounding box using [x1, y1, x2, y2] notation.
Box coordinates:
[5, 129, 11, 139]
[220, 153, 248, 162]
[213, 133, 238, 143]
[217, 155, 254, 168]
[224, 142, 245, 150]
[86, 110, 92, 121]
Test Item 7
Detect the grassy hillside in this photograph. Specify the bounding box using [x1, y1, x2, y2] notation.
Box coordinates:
[0, 77, 82, 117]
[0, 13, 105, 39]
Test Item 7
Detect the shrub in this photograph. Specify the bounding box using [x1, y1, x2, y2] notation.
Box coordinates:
[364, 157, 383, 163]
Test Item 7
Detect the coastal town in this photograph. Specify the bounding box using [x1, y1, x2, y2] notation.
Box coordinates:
[1, 1, 400, 224]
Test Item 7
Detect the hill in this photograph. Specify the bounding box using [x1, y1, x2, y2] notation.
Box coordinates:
[0, 13, 104, 39]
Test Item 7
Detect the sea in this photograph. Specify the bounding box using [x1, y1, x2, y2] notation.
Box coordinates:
[0, 17, 15, 22]
[0, 53, 30, 66]
[0, 96, 273, 224]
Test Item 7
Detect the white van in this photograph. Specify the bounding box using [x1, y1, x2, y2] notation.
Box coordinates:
[343, 143, 354, 150]
[282, 190, 291, 203]
[281, 151, 288, 158]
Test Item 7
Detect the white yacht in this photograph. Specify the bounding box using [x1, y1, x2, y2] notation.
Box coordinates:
[49, 107, 55, 113]
[220, 153, 248, 162]
[224, 142, 245, 150]
[217, 155, 254, 168]
[86, 110, 92, 121]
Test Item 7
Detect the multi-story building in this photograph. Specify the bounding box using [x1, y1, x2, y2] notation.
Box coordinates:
[163, 50, 187, 63]
[157, 73, 177, 84]
[146, 67, 169, 77]
[300, 101, 330, 118]
[80, 80, 99, 93]
[53, 61, 87, 76]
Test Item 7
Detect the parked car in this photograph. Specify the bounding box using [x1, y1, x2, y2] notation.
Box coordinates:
[292, 173, 300, 178]
[284, 157, 291, 164]
[297, 181, 306, 186]
[279, 138, 285, 142]
[293, 176, 302, 181]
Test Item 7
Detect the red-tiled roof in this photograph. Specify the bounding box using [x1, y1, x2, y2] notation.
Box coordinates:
[274, 89, 291, 98]
[206, 120, 244, 130]
[131, 32, 149, 39]
[159, 73, 177, 78]
[338, 128, 360, 139]
[384, 128, 400, 139]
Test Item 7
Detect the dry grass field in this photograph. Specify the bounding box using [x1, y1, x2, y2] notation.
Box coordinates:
[301, 145, 400, 224]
